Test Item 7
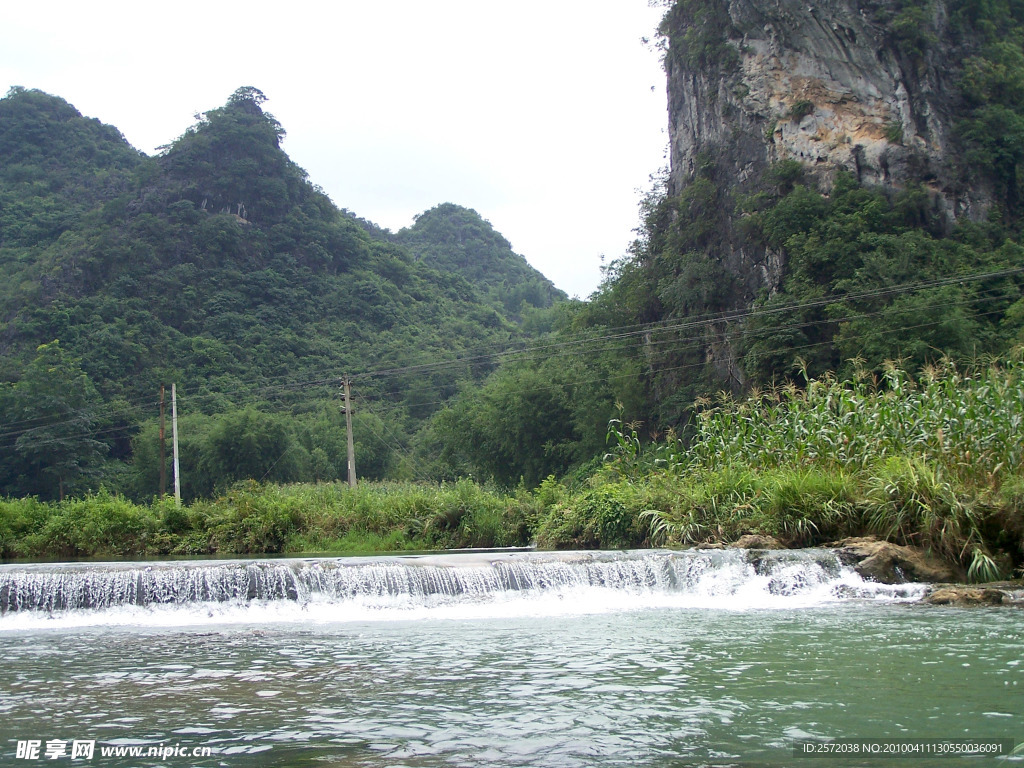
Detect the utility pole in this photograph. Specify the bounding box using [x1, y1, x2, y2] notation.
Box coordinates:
[159, 385, 166, 497]
[171, 383, 181, 506]
[342, 377, 356, 487]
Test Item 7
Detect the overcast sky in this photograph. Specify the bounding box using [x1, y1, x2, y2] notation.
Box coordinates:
[1, 1, 669, 298]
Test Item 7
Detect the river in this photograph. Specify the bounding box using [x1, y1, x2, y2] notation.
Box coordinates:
[0, 549, 1020, 767]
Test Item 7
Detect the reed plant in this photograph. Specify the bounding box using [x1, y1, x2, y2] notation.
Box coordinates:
[638, 354, 1024, 580]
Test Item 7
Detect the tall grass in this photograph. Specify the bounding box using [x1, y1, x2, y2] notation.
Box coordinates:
[631, 355, 1024, 580]
[0, 480, 542, 560]
[685, 357, 1024, 481]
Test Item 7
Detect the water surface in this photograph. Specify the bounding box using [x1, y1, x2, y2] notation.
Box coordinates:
[0, 549, 1020, 767]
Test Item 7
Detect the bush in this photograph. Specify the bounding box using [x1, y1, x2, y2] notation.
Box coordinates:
[0, 497, 51, 558]
[31, 490, 158, 558]
[535, 485, 646, 550]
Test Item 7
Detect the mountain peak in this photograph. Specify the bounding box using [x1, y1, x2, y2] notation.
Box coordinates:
[398, 203, 565, 315]
[158, 87, 307, 224]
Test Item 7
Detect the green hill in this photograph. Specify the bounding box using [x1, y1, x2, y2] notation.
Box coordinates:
[0, 86, 562, 500]
[396, 203, 565, 319]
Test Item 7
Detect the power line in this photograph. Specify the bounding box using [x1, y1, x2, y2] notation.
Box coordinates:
[2, 266, 1022, 451]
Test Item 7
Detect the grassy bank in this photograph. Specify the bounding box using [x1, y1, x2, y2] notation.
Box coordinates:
[595, 356, 1024, 581]
[0, 480, 542, 560]
[3, 358, 1022, 581]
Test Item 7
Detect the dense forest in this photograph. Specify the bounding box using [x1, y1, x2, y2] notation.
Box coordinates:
[0, 86, 563, 501]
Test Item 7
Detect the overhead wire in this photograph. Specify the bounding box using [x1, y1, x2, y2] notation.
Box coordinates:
[347, 382, 435, 484]
[3, 265, 1022, 452]
[327, 301, 1018, 436]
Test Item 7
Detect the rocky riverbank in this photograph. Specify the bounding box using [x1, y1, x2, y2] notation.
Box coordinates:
[708, 534, 1024, 606]
[831, 537, 1024, 606]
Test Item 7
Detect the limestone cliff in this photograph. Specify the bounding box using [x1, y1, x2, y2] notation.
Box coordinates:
[661, 0, 998, 304]
[649, 0, 1010, 393]
[665, 0, 986, 217]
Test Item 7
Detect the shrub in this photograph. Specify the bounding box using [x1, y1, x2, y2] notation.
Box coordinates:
[0, 497, 50, 558]
[32, 490, 158, 558]
[535, 485, 646, 550]
[789, 100, 815, 122]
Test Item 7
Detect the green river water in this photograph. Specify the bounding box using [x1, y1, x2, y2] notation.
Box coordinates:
[0, 550, 1020, 767]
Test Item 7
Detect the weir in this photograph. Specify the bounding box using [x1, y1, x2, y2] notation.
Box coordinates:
[0, 548, 924, 620]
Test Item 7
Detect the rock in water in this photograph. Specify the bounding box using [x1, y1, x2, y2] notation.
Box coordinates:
[923, 587, 1006, 606]
[834, 536, 960, 583]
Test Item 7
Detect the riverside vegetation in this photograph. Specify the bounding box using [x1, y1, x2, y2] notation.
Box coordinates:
[3, 357, 1021, 582]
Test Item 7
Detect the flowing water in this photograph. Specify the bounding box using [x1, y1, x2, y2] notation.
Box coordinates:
[0, 549, 1020, 767]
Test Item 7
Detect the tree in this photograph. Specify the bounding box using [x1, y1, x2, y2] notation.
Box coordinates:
[200, 408, 307, 489]
[0, 341, 108, 500]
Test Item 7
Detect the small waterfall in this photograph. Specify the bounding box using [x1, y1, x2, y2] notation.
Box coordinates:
[0, 549, 926, 627]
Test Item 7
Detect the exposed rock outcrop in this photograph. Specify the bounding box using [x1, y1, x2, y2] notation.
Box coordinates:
[834, 536, 961, 583]
[665, 0, 987, 224]
[728, 534, 784, 550]
[923, 581, 1024, 606]
[656, 0, 997, 380]
[923, 586, 1007, 606]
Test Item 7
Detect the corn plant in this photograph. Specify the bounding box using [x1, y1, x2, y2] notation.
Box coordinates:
[644, 353, 1024, 578]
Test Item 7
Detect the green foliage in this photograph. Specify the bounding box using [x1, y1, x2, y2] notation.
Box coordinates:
[201, 408, 306, 489]
[883, 121, 905, 144]
[950, 4, 1024, 212]
[762, 159, 804, 193]
[637, 465, 857, 547]
[888, 4, 938, 63]
[534, 485, 647, 550]
[396, 204, 565, 318]
[640, 357, 1024, 578]
[0, 87, 141, 252]
[739, 173, 1024, 381]
[788, 100, 815, 122]
[0, 497, 50, 558]
[0, 88, 566, 500]
[688, 356, 1024, 485]
[0, 341, 111, 500]
[24, 490, 159, 558]
[661, 0, 739, 71]
[5, 353, 1023, 579]
[423, 343, 644, 487]
[0, 480, 541, 559]
[575, 170, 743, 426]
[960, 104, 1024, 205]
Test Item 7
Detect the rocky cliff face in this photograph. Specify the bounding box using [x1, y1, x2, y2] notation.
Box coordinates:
[655, 0, 994, 387]
[665, 0, 987, 245]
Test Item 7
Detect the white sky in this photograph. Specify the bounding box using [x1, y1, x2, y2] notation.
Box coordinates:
[1, 1, 669, 298]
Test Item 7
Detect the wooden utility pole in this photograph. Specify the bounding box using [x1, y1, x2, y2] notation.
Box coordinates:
[342, 377, 356, 487]
[159, 385, 167, 497]
[171, 383, 181, 506]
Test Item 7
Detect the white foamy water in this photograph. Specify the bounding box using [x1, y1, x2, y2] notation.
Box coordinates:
[0, 548, 926, 631]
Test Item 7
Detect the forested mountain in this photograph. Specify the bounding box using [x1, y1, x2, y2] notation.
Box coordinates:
[5, 0, 1024, 502]
[396, 203, 565, 320]
[0, 86, 562, 500]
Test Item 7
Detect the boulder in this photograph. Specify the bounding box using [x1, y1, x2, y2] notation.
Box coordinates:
[834, 536, 960, 584]
[923, 587, 1006, 606]
[728, 534, 784, 550]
